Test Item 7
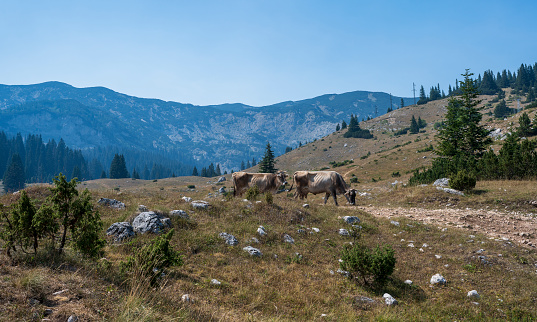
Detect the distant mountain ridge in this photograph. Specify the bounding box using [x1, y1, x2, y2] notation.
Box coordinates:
[0, 81, 412, 170]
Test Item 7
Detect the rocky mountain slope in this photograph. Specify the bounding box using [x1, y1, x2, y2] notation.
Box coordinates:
[0, 82, 411, 170]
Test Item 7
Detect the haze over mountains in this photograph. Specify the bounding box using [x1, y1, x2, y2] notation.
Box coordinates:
[0, 81, 412, 171]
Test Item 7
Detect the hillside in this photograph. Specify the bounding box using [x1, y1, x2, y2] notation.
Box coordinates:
[0, 82, 412, 171]
[1, 88, 537, 321]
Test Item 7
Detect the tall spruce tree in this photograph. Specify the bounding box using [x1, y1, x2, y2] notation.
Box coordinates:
[410, 115, 419, 134]
[436, 70, 492, 164]
[259, 142, 277, 173]
[109, 154, 129, 179]
[192, 166, 199, 176]
[3, 154, 25, 193]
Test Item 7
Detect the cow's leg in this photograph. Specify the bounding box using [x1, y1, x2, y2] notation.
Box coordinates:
[324, 192, 330, 204]
[331, 188, 339, 206]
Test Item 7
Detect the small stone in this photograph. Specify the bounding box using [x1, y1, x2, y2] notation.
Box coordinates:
[67, 315, 78, 322]
[211, 279, 221, 285]
[191, 200, 210, 209]
[303, 204, 310, 208]
[219, 232, 239, 246]
[343, 216, 360, 224]
[44, 309, 53, 316]
[182, 196, 192, 203]
[312, 227, 320, 233]
[339, 229, 350, 236]
[283, 234, 295, 244]
[181, 294, 192, 303]
[170, 210, 189, 219]
[383, 293, 398, 306]
[404, 280, 413, 285]
[467, 290, 480, 299]
[435, 255, 442, 259]
[430, 273, 446, 285]
[408, 243, 415, 248]
[243, 246, 262, 257]
[257, 226, 267, 236]
[390, 220, 400, 226]
[138, 205, 148, 212]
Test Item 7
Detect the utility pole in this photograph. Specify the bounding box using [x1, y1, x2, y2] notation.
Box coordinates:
[374, 105, 378, 118]
[412, 83, 416, 105]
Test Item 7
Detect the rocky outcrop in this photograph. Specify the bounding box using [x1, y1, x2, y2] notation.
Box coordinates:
[132, 211, 172, 234]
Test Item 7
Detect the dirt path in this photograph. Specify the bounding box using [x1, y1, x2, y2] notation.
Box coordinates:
[354, 205, 537, 248]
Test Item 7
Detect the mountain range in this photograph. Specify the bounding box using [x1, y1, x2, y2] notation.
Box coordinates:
[0, 81, 412, 171]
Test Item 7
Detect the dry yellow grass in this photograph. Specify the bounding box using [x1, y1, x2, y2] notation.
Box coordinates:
[1, 90, 537, 321]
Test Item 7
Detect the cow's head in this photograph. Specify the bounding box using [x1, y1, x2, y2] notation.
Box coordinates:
[276, 171, 288, 187]
[344, 188, 357, 205]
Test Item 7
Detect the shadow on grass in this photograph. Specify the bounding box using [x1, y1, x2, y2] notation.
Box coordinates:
[366, 277, 427, 303]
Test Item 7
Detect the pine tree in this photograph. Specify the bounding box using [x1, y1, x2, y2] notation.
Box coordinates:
[192, 166, 199, 176]
[436, 69, 492, 163]
[240, 161, 245, 170]
[216, 164, 221, 176]
[252, 158, 256, 166]
[336, 123, 341, 131]
[109, 154, 130, 179]
[400, 98, 404, 108]
[3, 154, 25, 193]
[259, 142, 277, 173]
[517, 112, 532, 137]
[246, 160, 251, 168]
[341, 120, 347, 129]
[132, 168, 140, 179]
[100, 170, 107, 179]
[410, 115, 419, 134]
[417, 85, 428, 105]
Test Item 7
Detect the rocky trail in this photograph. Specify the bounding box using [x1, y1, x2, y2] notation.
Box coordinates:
[355, 205, 537, 248]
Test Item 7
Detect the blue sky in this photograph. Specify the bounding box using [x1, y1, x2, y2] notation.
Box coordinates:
[1, 1, 536, 107]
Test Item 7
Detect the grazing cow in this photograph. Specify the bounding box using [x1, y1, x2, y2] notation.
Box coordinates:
[289, 171, 350, 206]
[232, 171, 288, 196]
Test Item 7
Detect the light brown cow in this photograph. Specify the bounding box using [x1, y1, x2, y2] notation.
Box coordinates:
[232, 171, 288, 196]
[289, 170, 350, 206]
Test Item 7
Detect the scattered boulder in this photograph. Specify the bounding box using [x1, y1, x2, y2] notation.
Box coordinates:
[390, 220, 400, 226]
[433, 178, 450, 187]
[303, 204, 310, 208]
[430, 273, 447, 285]
[383, 293, 398, 306]
[217, 176, 226, 182]
[467, 290, 480, 299]
[218, 187, 226, 193]
[169, 210, 189, 219]
[132, 211, 172, 234]
[343, 216, 360, 224]
[257, 226, 267, 236]
[243, 246, 262, 257]
[404, 280, 413, 285]
[339, 229, 350, 236]
[106, 222, 135, 242]
[191, 200, 210, 209]
[67, 315, 78, 322]
[219, 232, 239, 246]
[98, 198, 125, 209]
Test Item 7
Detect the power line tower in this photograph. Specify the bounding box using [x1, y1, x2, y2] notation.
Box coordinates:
[374, 105, 378, 118]
[412, 83, 416, 105]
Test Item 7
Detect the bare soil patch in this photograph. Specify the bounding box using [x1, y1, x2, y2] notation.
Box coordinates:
[354, 205, 537, 248]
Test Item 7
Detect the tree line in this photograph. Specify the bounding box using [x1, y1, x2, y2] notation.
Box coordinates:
[410, 69, 537, 188]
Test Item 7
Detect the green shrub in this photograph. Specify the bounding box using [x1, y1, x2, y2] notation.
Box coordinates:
[263, 192, 273, 205]
[340, 243, 396, 285]
[120, 229, 183, 285]
[391, 171, 401, 177]
[350, 177, 359, 183]
[187, 185, 195, 189]
[245, 185, 260, 201]
[450, 169, 476, 191]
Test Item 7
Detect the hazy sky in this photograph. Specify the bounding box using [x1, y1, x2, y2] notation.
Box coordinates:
[1, 1, 536, 106]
